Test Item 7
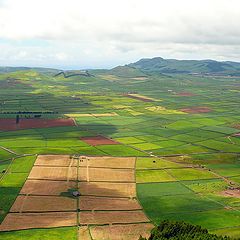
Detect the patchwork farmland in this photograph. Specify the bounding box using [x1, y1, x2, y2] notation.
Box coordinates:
[0, 67, 239, 239]
[0, 155, 152, 239]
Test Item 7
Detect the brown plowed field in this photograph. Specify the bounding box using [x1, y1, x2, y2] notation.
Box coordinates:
[0, 212, 77, 231]
[79, 182, 136, 198]
[90, 223, 154, 240]
[20, 180, 77, 195]
[35, 155, 77, 167]
[80, 196, 141, 211]
[81, 136, 120, 146]
[37, 156, 135, 168]
[79, 210, 149, 225]
[0, 118, 75, 131]
[79, 156, 135, 169]
[10, 196, 76, 212]
[79, 168, 134, 182]
[0, 155, 152, 238]
[29, 166, 77, 181]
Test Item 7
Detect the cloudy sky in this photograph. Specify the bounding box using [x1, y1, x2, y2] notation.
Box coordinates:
[0, 0, 240, 69]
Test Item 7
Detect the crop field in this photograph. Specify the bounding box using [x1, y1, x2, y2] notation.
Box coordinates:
[0, 155, 152, 239]
[0, 69, 239, 238]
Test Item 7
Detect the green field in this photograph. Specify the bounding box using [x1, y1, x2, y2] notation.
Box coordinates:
[0, 67, 239, 238]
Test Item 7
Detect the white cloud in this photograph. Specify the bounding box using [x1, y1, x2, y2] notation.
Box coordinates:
[0, 0, 240, 68]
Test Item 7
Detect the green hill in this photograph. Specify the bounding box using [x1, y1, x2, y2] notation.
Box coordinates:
[109, 65, 148, 78]
[128, 57, 240, 76]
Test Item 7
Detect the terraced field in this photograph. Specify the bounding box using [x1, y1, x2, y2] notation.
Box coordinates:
[0, 69, 239, 239]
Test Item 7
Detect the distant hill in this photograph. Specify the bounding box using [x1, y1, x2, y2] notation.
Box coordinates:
[0, 67, 31, 73]
[128, 57, 240, 76]
[108, 65, 148, 78]
[2, 57, 240, 76]
[0, 66, 59, 75]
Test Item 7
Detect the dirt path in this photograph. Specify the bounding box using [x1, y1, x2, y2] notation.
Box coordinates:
[0, 146, 18, 155]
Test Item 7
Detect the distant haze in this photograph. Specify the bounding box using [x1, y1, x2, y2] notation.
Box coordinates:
[0, 0, 240, 69]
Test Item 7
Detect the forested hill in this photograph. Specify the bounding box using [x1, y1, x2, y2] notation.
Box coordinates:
[128, 57, 240, 76]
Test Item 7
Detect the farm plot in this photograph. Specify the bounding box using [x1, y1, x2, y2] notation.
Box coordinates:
[77, 155, 152, 239]
[79, 210, 148, 225]
[0, 118, 75, 131]
[90, 223, 153, 240]
[0, 155, 152, 239]
[80, 136, 120, 146]
[0, 212, 76, 231]
[79, 156, 136, 169]
[78, 182, 136, 198]
[79, 167, 135, 182]
[180, 107, 212, 114]
[10, 196, 77, 212]
[0, 155, 78, 231]
[20, 180, 77, 196]
[28, 166, 77, 181]
[80, 196, 141, 211]
[35, 155, 78, 167]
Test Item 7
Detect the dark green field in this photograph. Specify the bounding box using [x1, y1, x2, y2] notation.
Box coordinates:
[0, 66, 239, 238]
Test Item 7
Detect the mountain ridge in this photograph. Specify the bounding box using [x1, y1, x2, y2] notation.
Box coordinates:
[1, 57, 240, 76]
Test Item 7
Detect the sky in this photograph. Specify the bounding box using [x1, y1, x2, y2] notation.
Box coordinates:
[0, 0, 240, 69]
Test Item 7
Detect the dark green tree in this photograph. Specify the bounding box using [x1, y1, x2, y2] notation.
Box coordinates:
[140, 220, 238, 240]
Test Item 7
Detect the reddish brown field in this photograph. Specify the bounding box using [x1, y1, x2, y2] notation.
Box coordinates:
[90, 223, 154, 240]
[80, 136, 120, 146]
[0, 212, 77, 231]
[0, 118, 75, 131]
[180, 106, 212, 113]
[79, 210, 149, 225]
[176, 92, 196, 96]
